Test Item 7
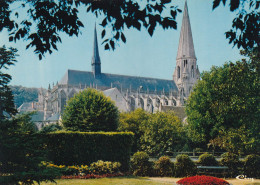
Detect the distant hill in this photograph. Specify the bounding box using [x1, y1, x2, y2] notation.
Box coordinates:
[10, 85, 43, 108]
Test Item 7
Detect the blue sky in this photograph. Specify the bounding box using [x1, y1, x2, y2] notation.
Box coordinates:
[0, 0, 243, 88]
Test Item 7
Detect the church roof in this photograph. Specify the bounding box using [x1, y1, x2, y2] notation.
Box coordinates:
[176, 1, 196, 60]
[59, 69, 178, 94]
[103, 88, 118, 97]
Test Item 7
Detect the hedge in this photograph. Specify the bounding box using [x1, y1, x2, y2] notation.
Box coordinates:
[42, 131, 134, 171]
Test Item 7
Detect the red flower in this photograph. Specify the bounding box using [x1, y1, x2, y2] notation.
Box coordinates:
[176, 175, 230, 185]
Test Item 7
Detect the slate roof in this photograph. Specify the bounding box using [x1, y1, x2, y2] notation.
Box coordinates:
[18, 102, 35, 112]
[103, 88, 118, 97]
[47, 113, 60, 121]
[59, 69, 178, 94]
[31, 111, 45, 122]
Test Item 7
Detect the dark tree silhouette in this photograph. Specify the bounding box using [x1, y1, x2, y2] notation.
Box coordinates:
[0, 0, 180, 59]
[1, 1, 258, 59]
[213, 0, 259, 51]
[0, 46, 17, 119]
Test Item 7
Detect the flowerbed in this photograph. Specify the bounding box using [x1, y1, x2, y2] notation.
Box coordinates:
[42, 160, 122, 178]
[176, 175, 230, 185]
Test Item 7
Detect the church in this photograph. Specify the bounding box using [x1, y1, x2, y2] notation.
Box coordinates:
[19, 2, 199, 125]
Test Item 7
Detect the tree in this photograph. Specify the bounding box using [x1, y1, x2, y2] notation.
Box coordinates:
[62, 88, 119, 132]
[0, 114, 60, 185]
[186, 51, 259, 152]
[213, 0, 259, 51]
[0, 46, 17, 119]
[140, 111, 186, 156]
[0, 47, 59, 184]
[118, 108, 150, 152]
[0, 0, 180, 59]
[10, 85, 40, 108]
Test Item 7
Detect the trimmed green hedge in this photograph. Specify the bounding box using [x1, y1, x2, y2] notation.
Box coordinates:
[42, 131, 134, 171]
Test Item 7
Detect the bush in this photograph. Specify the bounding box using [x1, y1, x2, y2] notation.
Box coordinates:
[62, 88, 119, 132]
[243, 154, 260, 178]
[154, 156, 174, 177]
[42, 131, 134, 171]
[131, 151, 153, 176]
[40, 124, 63, 133]
[90, 160, 121, 174]
[43, 161, 121, 176]
[176, 175, 230, 185]
[174, 154, 196, 177]
[220, 152, 241, 177]
[198, 152, 218, 166]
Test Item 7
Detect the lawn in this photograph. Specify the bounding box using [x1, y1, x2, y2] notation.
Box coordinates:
[41, 177, 173, 185]
[40, 177, 260, 185]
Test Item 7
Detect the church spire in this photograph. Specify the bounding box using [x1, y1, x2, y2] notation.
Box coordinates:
[176, 1, 196, 60]
[92, 24, 101, 77]
[173, 1, 200, 103]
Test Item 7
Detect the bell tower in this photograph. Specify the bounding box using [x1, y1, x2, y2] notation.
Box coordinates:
[173, 1, 200, 103]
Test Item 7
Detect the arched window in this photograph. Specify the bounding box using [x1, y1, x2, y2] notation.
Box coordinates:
[68, 89, 76, 99]
[177, 66, 180, 79]
[139, 98, 144, 109]
[147, 98, 153, 113]
[191, 65, 194, 78]
[60, 90, 66, 112]
[130, 97, 135, 111]
[155, 98, 160, 108]
[172, 99, 176, 106]
[184, 59, 187, 67]
[164, 99, 168, 105]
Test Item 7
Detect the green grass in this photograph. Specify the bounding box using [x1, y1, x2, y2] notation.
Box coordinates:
[40, 177, 260, 185]
[40, 177, 173, 185]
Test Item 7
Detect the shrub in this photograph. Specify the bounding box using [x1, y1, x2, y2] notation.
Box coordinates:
[42, 131, 134, 171]
[220, 152, 241, 177]
[198, 152, 218, 166]
[131, 151, 153, 176]
[44, 161, 121, 176]
[174, 154, 196, 177]
[154, 156, 174, 177]
[243, 154, 260, 178]
[40, 124, 63, 133]
[176, 175, 230, 185]
[90, 160, 121, 174]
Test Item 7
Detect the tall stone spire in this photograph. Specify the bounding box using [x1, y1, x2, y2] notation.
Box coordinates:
[92, 24, 101, 77]
[176, 1, 196, 60]
[173, 1, 199, 104]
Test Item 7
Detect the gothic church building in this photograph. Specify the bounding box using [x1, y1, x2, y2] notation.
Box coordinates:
[27, 2, 199, 123]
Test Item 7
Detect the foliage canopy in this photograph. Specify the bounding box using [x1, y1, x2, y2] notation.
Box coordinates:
[1, 0, 258, 59]
[0, 46, 17, 119]
[186, 51, 259, 154]
[213, 0, 259, 50]
[0, 0, 180, 59]
[0, 46, 58, 185]
[118, 108, 150, 152]
[62, 88, 119, 132]
[140, 111, 186, 156]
